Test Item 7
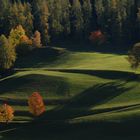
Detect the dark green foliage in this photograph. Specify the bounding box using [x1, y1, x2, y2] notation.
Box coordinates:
[47, 0, 63, 41]
[0, 0, 33, 36]
[32, 0, 49, 45]
[128, 43, 140, 69]
[0, 0, 140, 47]
[82, 0, 93, 39]
[16, 42, 32, 56]
[70, 0, 84, 39]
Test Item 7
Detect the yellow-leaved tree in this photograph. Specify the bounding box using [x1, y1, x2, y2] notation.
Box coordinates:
[0, 104, 14, 123]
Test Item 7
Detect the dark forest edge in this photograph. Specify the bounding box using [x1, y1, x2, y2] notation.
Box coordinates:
[1, 0, 140, 73]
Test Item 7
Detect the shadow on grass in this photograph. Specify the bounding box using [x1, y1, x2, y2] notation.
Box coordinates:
[51, 40, 128, 54]
[0, 74, 70, 98]
[40, 82, 131, 121]
[15, 47, 64, 68]
[1, 82, 140, 140]
[2, 118, 140, 140]
[53, 69, 139, 81]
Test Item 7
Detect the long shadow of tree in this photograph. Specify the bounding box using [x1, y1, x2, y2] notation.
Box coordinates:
[56, 69, 140, 81]
[41, 82, 131, 121]
[15, 48, 62, 68]
[0, 74, 70, 98]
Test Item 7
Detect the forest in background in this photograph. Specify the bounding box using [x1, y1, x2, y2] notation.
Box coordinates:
[1, 0, 140, 47]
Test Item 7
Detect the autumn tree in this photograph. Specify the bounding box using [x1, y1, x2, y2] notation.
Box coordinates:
[0, 35, 16, 70]
[9, 1, 33, 36]
[0, 104, 14, 123]
[9, 25, 32, 56]
[32, 31, 42, 48]
[28, 92, 45, 116]
[89, 30, 105, 46]
[9, 25, 26, 47]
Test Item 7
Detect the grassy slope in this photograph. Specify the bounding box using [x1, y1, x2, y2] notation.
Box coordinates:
[1, 47, 140, 139]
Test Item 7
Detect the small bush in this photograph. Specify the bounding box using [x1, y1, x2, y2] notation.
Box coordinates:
[0, 104, 14, 123]
[127, 43, 140, 69]
[89, 30, 105, 46]
[28, 92, 45, 116]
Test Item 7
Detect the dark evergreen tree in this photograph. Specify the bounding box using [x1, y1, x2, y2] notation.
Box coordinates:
[70, 0, 84, 39]
[82, 0, 92, 39]
[61, 0, 71, 37]
[47, 0, 63, 41]
[32, 0, 49, 45]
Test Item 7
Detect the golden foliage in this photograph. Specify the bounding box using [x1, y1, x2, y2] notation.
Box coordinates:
[0, 104, 14, 123]
[32, 31, 42, 48]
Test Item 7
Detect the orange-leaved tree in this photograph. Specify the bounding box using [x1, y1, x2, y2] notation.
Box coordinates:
[28, 92, 45, 116]
[0, 104, 14, 123]
[32, 31, 42, 48]
[89, 30, 105, 46]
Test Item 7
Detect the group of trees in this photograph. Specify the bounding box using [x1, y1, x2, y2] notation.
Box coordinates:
[0, 0, 140, 45]
[0, 92, 45, 123]
[1, 0, 140, 70]
[0, 25, 42, 71]
[0, 0, 94, 43]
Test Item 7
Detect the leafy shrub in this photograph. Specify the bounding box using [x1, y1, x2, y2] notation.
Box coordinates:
[89, 30, 105, 46]
[28, 92, 45, 116]
[0, 104, 14, 123]
[128, 43, 140, 69]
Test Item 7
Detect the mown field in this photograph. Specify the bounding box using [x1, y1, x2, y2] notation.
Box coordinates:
[1, 47, 140, 139]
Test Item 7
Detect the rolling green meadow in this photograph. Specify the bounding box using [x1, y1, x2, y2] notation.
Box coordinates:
[0, 46, 140, 140]
[1, 0, 140, 139]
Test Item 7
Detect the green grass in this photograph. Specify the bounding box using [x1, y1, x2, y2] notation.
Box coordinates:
[1, 47, 140, 139]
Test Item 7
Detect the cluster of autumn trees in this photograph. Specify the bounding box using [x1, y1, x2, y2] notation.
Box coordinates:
[0, 25, 42, 71]
[0, 92, 45, 123]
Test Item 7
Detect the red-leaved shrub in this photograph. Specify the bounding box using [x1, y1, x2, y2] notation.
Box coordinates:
[28, 92, 45, 116]
[89, 30, 105, 46]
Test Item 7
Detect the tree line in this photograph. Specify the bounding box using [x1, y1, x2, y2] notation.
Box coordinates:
[1, 0, 140, 71]
[0, 0, 140, 45]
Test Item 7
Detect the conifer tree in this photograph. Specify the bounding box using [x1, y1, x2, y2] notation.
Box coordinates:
[60, 0, 71, 37]
[9, 1, 33, 36]
[47, 0, 63, 40]
[70, 0, 84, 39]
[82, 0, 92, 39]
[32, 0, 49, 45]
[0, 0, 10, 35]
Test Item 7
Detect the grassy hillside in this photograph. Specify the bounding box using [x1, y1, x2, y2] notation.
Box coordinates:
[1, 47, 140, 139]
